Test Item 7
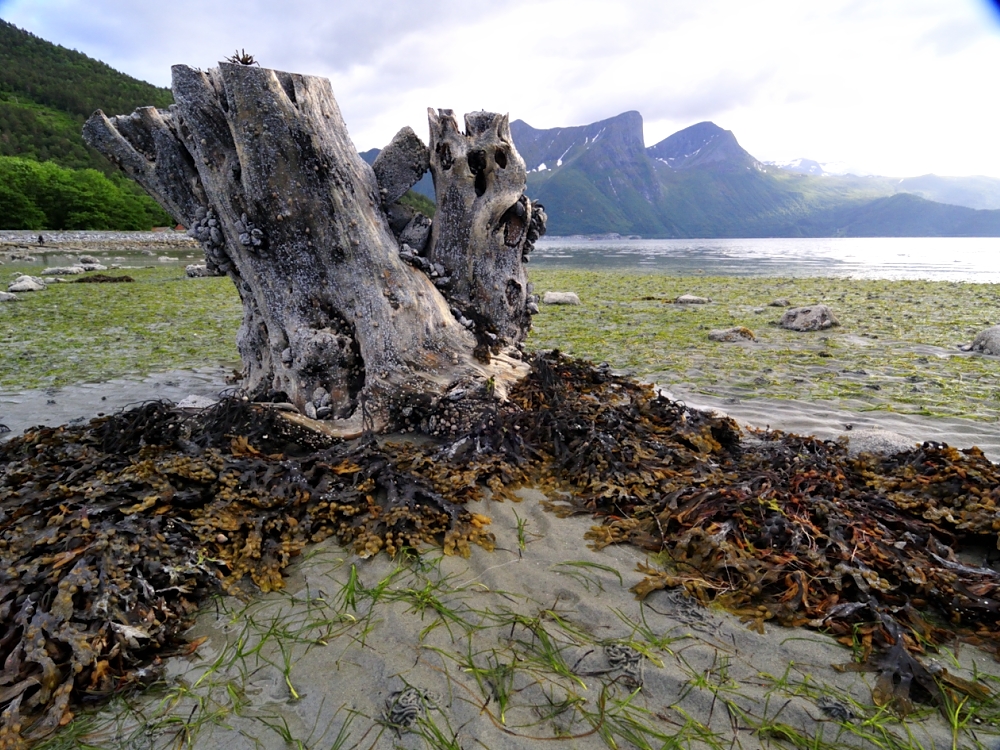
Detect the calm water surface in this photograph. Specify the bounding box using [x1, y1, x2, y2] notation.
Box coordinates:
[532, 236, 1000, 282]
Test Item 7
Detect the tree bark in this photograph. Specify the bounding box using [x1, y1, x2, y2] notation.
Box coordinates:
[84, 63, 544, 435]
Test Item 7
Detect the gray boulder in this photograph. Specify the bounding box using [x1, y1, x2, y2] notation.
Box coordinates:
[970, 325, 1000, 355]
[676, 294, 711, 304]
[42, 266, 86, 276]
[845, 427, 915, 457]
[542, 291, 581, 305]
[78, 255, 101, 265]
[778, 304, 839, 331]
[398, 213, 432, 253]
[0, 291, 17, 302]
[708, 326, 756, 342]
[186, 264, 222, 278]
[372, 126, 430, 205]
[8, 276, 46, 292]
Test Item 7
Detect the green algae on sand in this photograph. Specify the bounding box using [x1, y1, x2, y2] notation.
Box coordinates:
[527, 270, 1000, 423]
[0, 265, 241, 391]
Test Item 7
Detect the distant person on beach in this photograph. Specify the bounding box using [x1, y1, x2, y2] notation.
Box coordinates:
[37, 234, 45, 245]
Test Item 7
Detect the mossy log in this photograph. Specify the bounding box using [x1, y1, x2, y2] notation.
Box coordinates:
[83, 63, 544, 435]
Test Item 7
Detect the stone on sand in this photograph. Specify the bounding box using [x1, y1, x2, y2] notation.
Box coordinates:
[542, 291, 581, 305]
[778, 304, 839, 331]
[708, 326, 756, 342]
[970, 325, 1000, 355]
[185, 264, 221, 278]
[844, 427, 916, 457]
[8, 276, 46, 293]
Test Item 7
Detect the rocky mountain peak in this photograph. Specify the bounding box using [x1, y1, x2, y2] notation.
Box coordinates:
[647, 121, 758, 171]
[510, 110, 646, 172]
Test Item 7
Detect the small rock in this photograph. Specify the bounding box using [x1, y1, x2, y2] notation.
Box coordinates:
[708, 326, 756, 342]
[542, 291, 581, 305]
[8, 277, 46, 293]
[398, 213, 432, 253]
[675, 294, 711, 304]
[778, 305, 839, 332]
[78, 255, 100, 265]
[185, 264, 221, 278]
[845, 428, 916, 457]
[176, 395, 219, 409]
[0, 291, 17, 302]
[42, 266, 86, 276]
[768, 298, 791, 307]
[78, 263, 108, 272]
[970, 325, 1000, 356]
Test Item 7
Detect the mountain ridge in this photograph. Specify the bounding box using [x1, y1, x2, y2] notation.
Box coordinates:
[510, 112, 1000, 237]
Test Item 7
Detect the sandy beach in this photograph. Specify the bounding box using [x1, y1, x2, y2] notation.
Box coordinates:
[63, 486, 999, 750]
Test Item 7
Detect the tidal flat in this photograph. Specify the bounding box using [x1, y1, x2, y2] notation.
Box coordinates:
[5, 261, 1000, 750]
[2, 264, 998, 427]
[528, 269, 1000, 424]
[0, 264, 242, 390]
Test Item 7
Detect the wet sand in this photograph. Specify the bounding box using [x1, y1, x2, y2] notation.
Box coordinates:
[5, 370, 998, 749]
[5, 366, 998, 463]
[71, 489, 1000, 750]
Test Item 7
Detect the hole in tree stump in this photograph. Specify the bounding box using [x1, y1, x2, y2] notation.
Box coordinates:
[467, 149, 488, 197]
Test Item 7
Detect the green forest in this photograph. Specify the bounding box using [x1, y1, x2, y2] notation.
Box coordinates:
[0, 19, 175, 229]
[0, 156, 173, 229]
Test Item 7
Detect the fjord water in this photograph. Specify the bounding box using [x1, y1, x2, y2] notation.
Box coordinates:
[532, 236, 1000, 281]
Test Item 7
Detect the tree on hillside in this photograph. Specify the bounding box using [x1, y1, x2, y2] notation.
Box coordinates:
[85, 63, 545, 435]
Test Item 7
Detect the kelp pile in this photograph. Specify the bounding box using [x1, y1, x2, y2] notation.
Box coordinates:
[2, 352, 1000, 745]
[0, 401, 494, 747]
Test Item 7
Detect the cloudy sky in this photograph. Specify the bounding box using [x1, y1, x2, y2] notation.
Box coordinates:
[3, 0, 999, 177]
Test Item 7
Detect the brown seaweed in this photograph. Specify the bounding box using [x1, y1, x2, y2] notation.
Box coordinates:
[2, 351, 999, 745]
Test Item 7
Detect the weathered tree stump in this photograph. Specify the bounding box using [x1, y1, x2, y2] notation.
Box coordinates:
[83, 63, 544, 435]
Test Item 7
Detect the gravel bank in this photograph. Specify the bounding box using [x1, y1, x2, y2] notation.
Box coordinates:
[0, 229, 200, 256]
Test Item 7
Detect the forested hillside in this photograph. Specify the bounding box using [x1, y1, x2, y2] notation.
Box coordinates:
[0, 20, 174, 228]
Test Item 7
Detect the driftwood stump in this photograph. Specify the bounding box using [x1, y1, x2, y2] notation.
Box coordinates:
[83, 63, 545, 435]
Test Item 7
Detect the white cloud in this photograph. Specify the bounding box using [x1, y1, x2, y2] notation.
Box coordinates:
[3, 0, 999, 176]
